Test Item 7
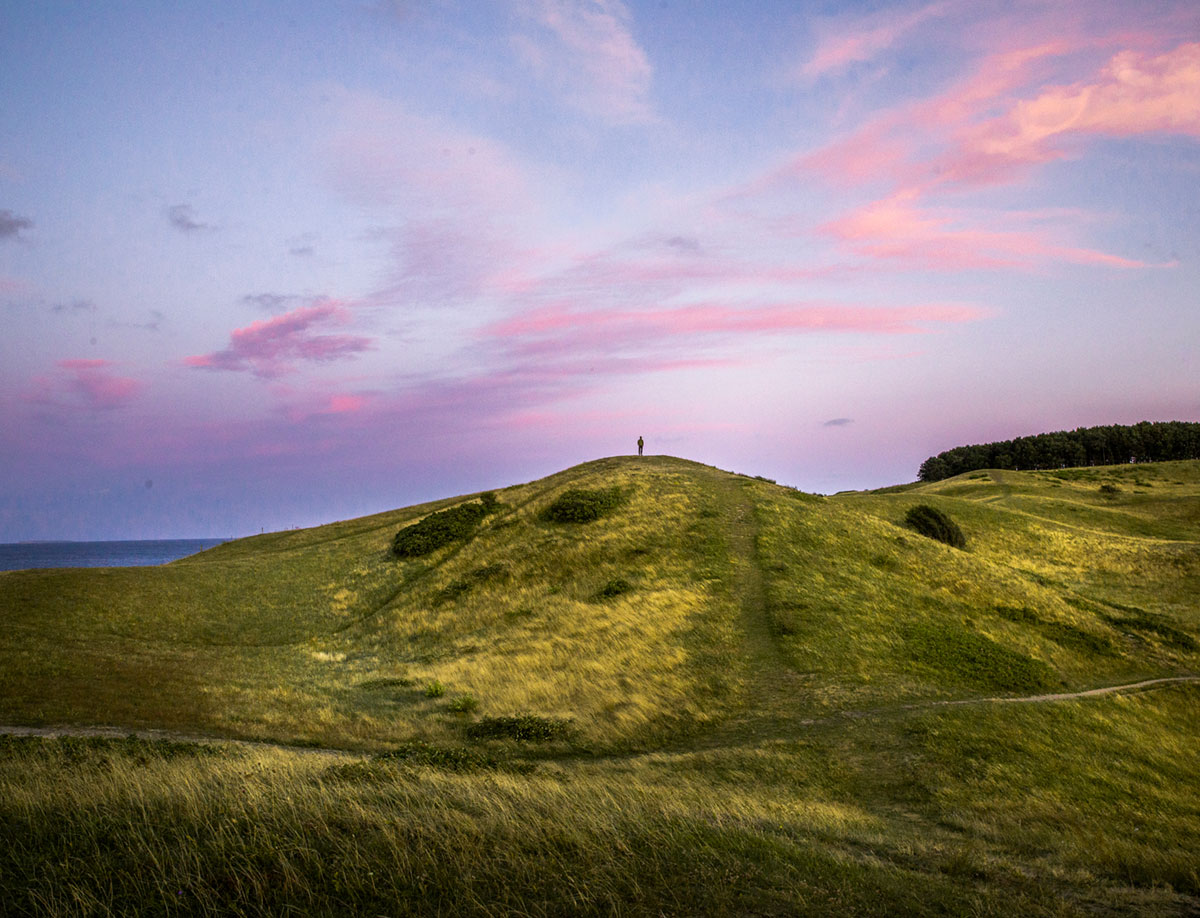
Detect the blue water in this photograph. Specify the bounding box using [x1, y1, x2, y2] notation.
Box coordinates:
[0, 539, 231, 572]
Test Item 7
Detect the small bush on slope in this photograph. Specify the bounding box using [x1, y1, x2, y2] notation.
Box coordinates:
[466, 715, 573, 742]
[904, 504, 967, 549]
[392, 500, 493, 558]
[541, 487, 625, 523]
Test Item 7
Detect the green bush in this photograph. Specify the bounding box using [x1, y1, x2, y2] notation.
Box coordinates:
[374, 740, 500, 772]
[392, 500, 493, 558]
[541, 487, 625, 523]
[424, 681, 445, 699]
[904, 504, 967, 549]
[447, 694, 479, 714]
[595, 578, 633, 600]
[433, 564, 510, 606]
[466, 715, 572, 742]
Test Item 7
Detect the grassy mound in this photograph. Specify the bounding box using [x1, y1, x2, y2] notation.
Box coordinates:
[2, 455, 1198, 914]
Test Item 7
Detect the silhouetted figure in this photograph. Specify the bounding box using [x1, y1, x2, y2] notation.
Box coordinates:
[637, 436, 644, 456]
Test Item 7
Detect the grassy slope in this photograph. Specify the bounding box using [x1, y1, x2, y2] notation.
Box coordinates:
[1, 457, 1198, 915]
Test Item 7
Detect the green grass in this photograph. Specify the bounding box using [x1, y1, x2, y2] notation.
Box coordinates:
[1, 456, 1198, 914]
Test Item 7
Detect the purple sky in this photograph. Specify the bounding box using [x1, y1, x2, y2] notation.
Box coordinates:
[2, 1, 1198, 540]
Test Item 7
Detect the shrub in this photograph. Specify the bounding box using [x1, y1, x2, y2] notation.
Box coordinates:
[466, 715, 572, 742]
[1099, 483, 1121, 497]
[392, 499, 494, 558]
[447, 694, 479, 714]
[423, 681, 445, 698]
[374, 740, 500, 772]
[479, 490, 500, 511]
[541, 487, 625, 523]
[433, 563, 510, 605]
[595, 578, 633, 600]
[904, 504, 967, 549]
[433, 578, 472, 605]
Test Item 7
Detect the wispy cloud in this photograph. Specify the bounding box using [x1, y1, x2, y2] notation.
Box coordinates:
[322, 88, 533, 213]
[184, 301, 373, 378]
[25, 359, 144, 411]
[512, 0, 655, 125]
[287, 233, 316, 257]
[819, 188, 1152, 269]
[109, 309, 164, 332]
[242, 293, 309, 313]
[795, 31, 1199, 270]
[801, 1, 951, 79]
[0, 209, 33, 241]
[944, 42, 1200, 183]
[487, 299, 986, 361]
[165, 203, 212, 233]
[823, 417, 854, 427]
[50, 299, 96, 315]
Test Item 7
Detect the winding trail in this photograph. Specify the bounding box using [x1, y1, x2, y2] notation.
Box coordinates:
[2, 676, 1196, 758]
[928, 675, 1200, 707]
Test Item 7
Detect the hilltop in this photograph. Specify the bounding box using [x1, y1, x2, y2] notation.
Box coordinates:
[2, 456, 1198, 915]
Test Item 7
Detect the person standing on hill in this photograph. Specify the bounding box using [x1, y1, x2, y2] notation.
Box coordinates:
[637, 436, 644, 456]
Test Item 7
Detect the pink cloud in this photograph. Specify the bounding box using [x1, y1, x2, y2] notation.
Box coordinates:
[792, 35, 1199, 269]
[514, 0, 655, 125]
[273, 391, 374, 424]
[820, 189, 1151, 269]
[800, 41, 1075, 190]
[327, 394, 367, 414]
[804, 40, 1200, 191]
[947, 42, 1200, 180]
[184, 301, 372, 378]
[488, 299, 986, 358]
[24, 359, 144, 411]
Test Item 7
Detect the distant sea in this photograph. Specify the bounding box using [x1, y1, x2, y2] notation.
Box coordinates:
[0, 539, 230, 572]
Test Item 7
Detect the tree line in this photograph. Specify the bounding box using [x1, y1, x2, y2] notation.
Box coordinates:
[918, 421, 1200, 482]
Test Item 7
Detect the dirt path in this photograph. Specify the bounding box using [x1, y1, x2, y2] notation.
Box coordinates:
[927, 675, 1200, 708]
[3, 675, 1197, 758]
[4, 676, 1195, 758]
[0, 723, 355, 759]
[691, 472, 824, 747]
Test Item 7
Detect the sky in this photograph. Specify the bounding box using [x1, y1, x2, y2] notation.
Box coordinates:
[1, 0, 1198, 540]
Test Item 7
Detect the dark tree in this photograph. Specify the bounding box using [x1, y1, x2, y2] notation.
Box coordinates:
[917, 421, 1200, 481]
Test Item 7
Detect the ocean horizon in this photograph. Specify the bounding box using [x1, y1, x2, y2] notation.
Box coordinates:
[0, 539, 231, 572]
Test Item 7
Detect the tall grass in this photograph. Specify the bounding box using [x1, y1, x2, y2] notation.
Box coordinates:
[4, 681, 1198, 917]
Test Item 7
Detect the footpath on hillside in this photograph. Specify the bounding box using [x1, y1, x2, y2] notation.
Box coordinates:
[685, 468, 1200, 750]
[3, 465, 1197, 756]
[2, 679, 1196, 757]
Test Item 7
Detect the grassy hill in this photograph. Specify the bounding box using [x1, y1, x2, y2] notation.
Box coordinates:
[2, 456, 1198, 915]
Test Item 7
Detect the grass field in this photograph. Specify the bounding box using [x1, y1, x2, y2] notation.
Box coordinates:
[2, 456, 1198, 915]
